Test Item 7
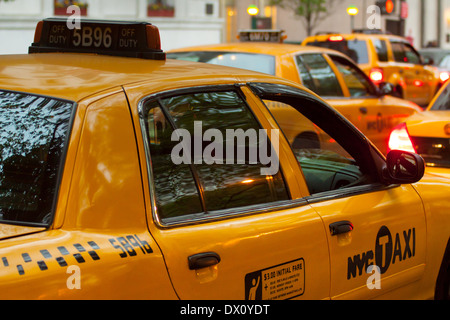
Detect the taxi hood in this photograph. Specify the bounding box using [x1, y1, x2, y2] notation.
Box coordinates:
[0, 224, 46, 240]
[406, 110, 450, 138]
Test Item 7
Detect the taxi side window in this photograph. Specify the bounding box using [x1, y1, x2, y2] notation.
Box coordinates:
[391, 41, 421, 64]
[430, 86, 450, 111]
[330, 55, 377, 97]
[0, 91, 74, 225]
[256, 84, 376, 195]
[372, 39, 388, 62]
[143, 90, 289, 223]
[295, 54, 344, 97]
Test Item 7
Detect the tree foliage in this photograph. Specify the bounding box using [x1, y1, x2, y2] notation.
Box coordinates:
[269, 0, 343, 36]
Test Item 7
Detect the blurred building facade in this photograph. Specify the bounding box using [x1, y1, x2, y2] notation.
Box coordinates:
[226, 0, 450, 49]
[0, 0, 449, 55]
[0, 0, 224, 54]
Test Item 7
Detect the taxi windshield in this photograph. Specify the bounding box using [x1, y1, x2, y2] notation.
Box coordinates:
[307, 39, 369, 64]
[167, 51, 276, 75]
[0, 91, 74, 226]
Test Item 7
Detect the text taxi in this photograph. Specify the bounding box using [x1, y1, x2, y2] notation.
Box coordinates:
[167, 30, 422, 155]
[388, 78, 450, 180]
[302, 31, 441, 107]
[0, 19, 449, 300]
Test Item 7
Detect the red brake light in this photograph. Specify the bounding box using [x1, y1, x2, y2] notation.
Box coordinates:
[328, 35, 344, 42]
[413, 80, 424, 87]
[370, 68, 384, 84]
[388, 123, 415, 153]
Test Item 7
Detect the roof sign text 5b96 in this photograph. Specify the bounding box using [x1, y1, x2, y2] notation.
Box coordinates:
[29, 18, 166, 60]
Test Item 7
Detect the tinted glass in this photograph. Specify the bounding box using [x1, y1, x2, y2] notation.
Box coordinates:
[372, 39, 388, 62]
[296, 57, 316, 91]
[167, 51, 276, 75]
[0, 91, 73, 225]
[144, 103, 204, 220]
[307, 39, 369, 64]
[330, 56, 375, 97]
[144, 90, 289, 223]
[430, 85, 450, 111]
[403, 44, 421, 64]
[440, 55, 450, 68]
[296, 54, 343, 97]
[263, 98, 374, 195]
[391, 41, 421, 64]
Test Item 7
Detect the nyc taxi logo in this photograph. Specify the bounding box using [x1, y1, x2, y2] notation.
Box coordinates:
[348, 226, 416, 282]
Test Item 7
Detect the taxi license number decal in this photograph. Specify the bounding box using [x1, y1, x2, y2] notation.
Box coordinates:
[245, 259, 305, 300]
[109, 234, 153, 258]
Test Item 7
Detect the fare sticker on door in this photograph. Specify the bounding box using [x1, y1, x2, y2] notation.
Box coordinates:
[245, 258, 305, 300]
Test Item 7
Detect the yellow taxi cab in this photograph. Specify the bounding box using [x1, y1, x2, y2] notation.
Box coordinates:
[302, 31, 442, 107]
[388, 79, 450, 179]
[0, 19, 449, 301]
[167, 30, 422, 155]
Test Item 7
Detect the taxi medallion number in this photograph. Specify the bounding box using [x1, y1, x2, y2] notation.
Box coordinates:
[44, 21, 144, 50]
[72, 27, 113, 48]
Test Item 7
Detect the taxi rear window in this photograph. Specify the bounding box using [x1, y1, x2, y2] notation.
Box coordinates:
[0, 91, 74, 226]
[307, 39, 369, 64]
[167, 51, 276, 75]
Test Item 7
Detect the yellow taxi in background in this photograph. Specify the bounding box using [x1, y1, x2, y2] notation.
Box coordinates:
[302, 31, 442, 107]
[0, 19, 449, 301]
[168, 30, 422, 155]
[388, 79, 450, 179]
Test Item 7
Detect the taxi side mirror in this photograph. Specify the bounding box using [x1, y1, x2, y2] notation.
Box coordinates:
[377, 82, 394, 96]
[384, 150, 425, 184]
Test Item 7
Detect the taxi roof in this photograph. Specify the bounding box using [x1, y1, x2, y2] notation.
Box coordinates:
[0, 53, 276, 102]
[168, 42, 341, 57]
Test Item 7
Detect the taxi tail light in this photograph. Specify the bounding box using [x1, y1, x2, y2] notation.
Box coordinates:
[33, 21, 44, 44]
[388, 123, 416, 153]
[413, 80, 424, 87]
[370, 68, 384, 84]
[146, 24, 161, 50]
[439, 71, 450, 83]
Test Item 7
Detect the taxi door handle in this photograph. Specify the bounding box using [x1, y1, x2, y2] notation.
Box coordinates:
[329, 221, 354, 236]
[188, 252, 221, 270]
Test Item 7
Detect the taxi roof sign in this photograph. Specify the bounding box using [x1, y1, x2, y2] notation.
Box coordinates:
[29, 18, 166, 60]
[238, 30, 286, 43]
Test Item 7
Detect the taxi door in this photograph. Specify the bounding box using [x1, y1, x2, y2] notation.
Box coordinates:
[247, 83, 427, 300]
[310, 187, 426, 299]
[127, 83, 331, 300]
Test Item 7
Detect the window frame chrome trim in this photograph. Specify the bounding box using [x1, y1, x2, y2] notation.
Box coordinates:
[137, 84, 291, 229]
